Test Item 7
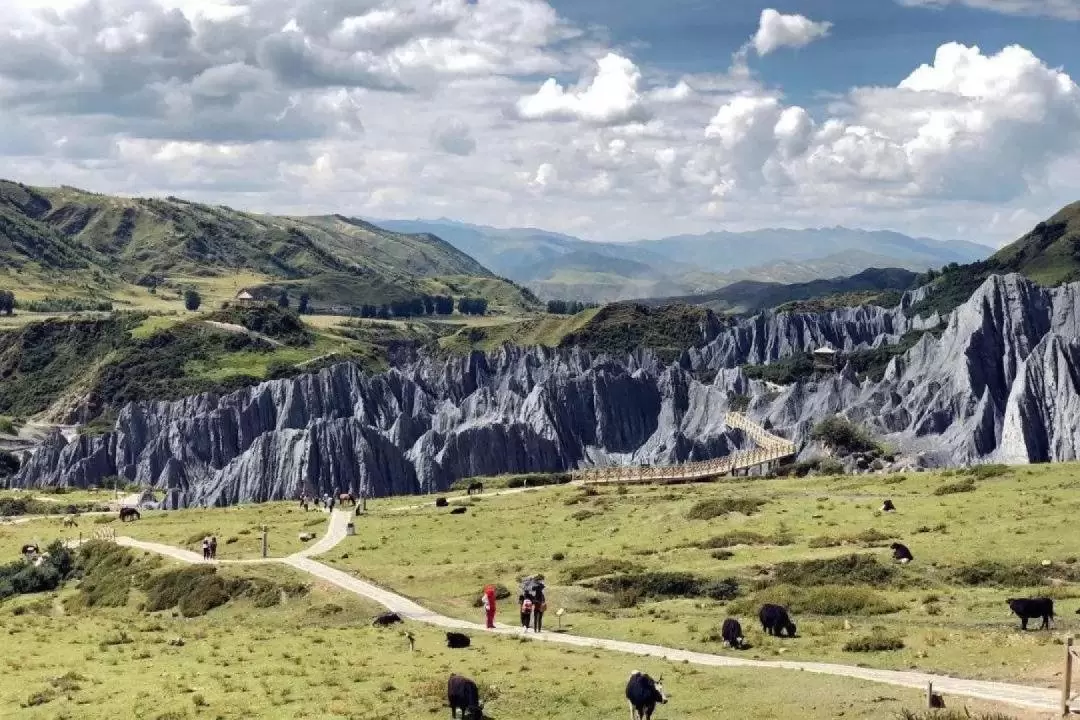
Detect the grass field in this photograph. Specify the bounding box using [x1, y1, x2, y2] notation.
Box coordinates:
[325, 464, 1080, 689]
[110, 502, 332, 560]
[0, 538, 1044, 720]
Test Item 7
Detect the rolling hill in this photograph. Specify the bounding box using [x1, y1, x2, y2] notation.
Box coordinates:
[376, 218, 989, 303]
[0, 180, 529, 310]
[907, 199, 1080, 317]
[640, 267, 921, 315]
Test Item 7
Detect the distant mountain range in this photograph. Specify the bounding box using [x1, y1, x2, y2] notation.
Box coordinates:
[376, 218, 990, 303]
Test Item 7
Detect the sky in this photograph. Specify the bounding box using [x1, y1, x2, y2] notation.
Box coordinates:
[2, 1, 1079, 246]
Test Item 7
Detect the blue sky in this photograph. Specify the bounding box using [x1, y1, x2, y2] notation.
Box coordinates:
[1, 0, 1079, 245]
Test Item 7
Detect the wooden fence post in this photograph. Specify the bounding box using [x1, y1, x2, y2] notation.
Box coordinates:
[926, 681, 933, 709]
[261, 525, 269, 559]
[1064, 636, 1074, 717]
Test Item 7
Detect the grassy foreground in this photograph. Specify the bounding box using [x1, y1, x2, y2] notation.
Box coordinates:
[334, 463, 1080, 689]
[0, 541, 1041, 720]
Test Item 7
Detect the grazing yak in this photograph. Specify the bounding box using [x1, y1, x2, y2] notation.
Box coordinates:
[890, 542, 913, 563]
[450, 507, 468, 515]
[338, 493, 356, 507]
[446, 632, 471, 649]
[759, 604, 797, 638]
[118, 507, 140, 522]
[435, 497, 449, 507]
[1007, 597, 1054, 630]
[881, 499, 896, 512]
[447, 674, 483, 720]
[721, 618, 745, 649]
[625, 671, 668, 720]
[372, 612, 403, 627]
[466, 482, 484, 496]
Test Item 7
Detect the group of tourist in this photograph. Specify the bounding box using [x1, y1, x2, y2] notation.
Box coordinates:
[480, 578, 547, 632]
[201, 535, 217, 560]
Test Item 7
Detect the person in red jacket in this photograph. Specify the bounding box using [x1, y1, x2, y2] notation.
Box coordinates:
[482, 585, 498, 629]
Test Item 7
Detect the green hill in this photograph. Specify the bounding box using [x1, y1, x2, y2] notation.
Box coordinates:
[0, 180, 521, 310]
[639, 267, 919, 315]
[907, 200, 1080, 317]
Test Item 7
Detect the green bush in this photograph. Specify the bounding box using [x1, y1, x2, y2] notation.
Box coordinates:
[563, 559, 644, 583]
[710, 549, 734, 560]
[589, 572, 739, 602]
[730, 585, 899, 616]
[70, 540, 155, 609]
[686, 496, 767, 520]
[0, 540, 75, 602]
[844, 628, 905, 652]
[933, 478, 976, 496]
[964, 464, 1010, 480]
[810, 416, 880, 454]
[773, 554, 895, 586]
[947, 560, 1080, 587]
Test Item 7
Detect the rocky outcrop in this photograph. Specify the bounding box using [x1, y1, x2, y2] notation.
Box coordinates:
[13, 347, 750, 506]
[17, 273, 1080, 504]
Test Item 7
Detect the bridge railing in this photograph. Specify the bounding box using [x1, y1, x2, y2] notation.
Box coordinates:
[572, 412, 796, 485]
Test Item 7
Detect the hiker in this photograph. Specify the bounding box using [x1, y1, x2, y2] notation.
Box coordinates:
[329, 495, 336, 512]
[481, 585, 498, 629]
[210, 536, 218, 560]
[519, 592, 534, 631]
[532, 584, 547, 633]
[201, 537, 210, 561]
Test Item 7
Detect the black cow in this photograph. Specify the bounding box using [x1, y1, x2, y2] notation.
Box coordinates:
[372, 612, 403, 627]
[119, 507, 140, 522]
[881, 499, 896, 512]
[436, 497, 449, 507]
[1007, 597, 1054, 630]
[446, 632, 471, 649]
[450, 507, 467, 515]
[447, 674, 483, 720]
[721, 618, 744, 649]
[890, 542, 913, 564]
[759, 604, 797, 637]
[625, 671, 668, 720]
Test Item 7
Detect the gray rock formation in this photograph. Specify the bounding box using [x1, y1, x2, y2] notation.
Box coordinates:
[16, 273, 1080, 505]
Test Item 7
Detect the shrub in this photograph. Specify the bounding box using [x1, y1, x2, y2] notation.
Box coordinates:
[811, 416, 879, 454]
[71, 541, 150, 608]
[844, 629, 905, 652]
[697, 531, 771, 549]
[569, 509, 598, 521]
[710, 549, 734, 561]
[946, 560, 1080, 587]
[551, 552, 565, 561]
[933, 478, 977, 495]
[964, 464, 1010, 480]
[772, 554, 895, 586]
[686, 496, 767, 520]
[563, 559, 643, 583]
[589, 572, 739, 602]
[0, 540, 75, 602]
[143, 566, 229, 617]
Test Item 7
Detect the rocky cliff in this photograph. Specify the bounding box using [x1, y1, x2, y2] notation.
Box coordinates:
[16, 273, 1080, 505]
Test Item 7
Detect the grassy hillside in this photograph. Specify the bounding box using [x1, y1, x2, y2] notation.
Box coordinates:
[330, 462, 1080, 690]
[908, 200, 1080, 317]
[643, 267, 918, 315]
[0, 180, 513, 310]
[441, 303, 719, 360]
[0, 527, 973, 720]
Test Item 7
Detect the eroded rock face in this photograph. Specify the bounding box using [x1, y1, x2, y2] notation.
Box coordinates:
[16, 273, 1080, 505]
[13, 348, 750, 506]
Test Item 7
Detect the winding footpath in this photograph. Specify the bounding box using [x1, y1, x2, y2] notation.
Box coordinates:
[113, 509, 1063, 714]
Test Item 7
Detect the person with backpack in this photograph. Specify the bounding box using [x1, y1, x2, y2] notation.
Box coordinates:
[481, 585, 498, 629]
[532, 585, 547, 633]
[519, 591, 534, 631]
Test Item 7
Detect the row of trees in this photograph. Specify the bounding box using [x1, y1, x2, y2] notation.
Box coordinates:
[355, 294, 488, 320]
[546, 299, 594, 315]
[276, 290, 311, 314]
[0, 291, 14, 315]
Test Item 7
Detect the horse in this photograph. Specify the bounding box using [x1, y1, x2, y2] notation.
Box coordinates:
[338, 493, 356, 507]
[466, 482, 484, 496]
[61, 515, 77, 528]
[119, 507, 141, 522]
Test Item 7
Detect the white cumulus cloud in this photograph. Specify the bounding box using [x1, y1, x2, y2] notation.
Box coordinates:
[752, 8, 833, 56]
[515, 53, 651, 125]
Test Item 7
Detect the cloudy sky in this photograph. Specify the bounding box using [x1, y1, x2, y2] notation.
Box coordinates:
[2, 0, 1079, 245]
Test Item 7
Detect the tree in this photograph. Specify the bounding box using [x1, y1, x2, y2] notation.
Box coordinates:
[277, 290, 290, 309]
[434, 295, 454, 315]
[376, 305, 391, 319]
[183, 289, 201, 312]
[457, 297, 488, 316]
[298, 293, 310, 314]
[422, 295, 435, 315]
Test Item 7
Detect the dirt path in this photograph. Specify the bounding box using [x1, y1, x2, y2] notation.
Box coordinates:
[203, 320, 283, 348]
[110, 510, 1062, 713]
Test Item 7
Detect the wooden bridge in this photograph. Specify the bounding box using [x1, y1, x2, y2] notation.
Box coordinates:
[572, 412, 797, 485]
